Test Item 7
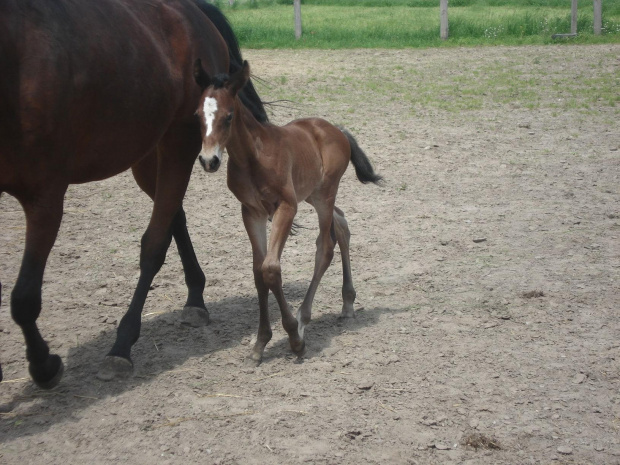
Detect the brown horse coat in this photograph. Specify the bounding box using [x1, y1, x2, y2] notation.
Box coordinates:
[0, 0, 265, 387]
[194, 61, 382, 365]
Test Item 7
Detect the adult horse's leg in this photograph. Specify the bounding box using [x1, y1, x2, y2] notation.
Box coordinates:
[241, 206, 271, 366]
[0, 280, 2, 383]
[131, 155, 209, 326]
[98, 124, 200, 380]
[11, 186, 67, 389]
[297, 192, 338, 338]
[262, 201, 305, 356]
[332, 206, 356, 318]
[0, 231, 2, 382]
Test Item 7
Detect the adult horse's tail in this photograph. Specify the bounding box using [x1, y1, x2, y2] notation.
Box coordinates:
[194, 1, 268, 123]
[339, 127, 383, 185]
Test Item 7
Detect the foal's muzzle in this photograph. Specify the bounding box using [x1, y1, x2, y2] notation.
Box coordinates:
[199, 154, 221, 173]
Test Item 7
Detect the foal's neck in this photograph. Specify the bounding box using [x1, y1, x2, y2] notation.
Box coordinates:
[226, 98, 264, 168]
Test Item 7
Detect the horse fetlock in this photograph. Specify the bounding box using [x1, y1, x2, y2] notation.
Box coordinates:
[296, 307, 311, 327]
[258, 327, 273, 345]
[342, 286, 357, 304]
[290, 337, 306, 358]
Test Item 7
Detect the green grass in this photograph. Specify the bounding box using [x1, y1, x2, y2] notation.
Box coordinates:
[268, 48, 619, 117]
[217, 1, 620, 48]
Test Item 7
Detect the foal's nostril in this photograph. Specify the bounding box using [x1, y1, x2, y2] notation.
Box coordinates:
[209, 158, 220, 171]
[198, 155, 207, 170]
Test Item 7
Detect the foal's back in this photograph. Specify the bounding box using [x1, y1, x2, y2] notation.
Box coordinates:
[270, 118, 351, 201]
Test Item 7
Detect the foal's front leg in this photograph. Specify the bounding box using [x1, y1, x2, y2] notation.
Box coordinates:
[262, 201, 305, 356]
[241, 206, 271, 366]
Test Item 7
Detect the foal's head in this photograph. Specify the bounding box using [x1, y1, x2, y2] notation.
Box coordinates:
[193, 59, 250, 172]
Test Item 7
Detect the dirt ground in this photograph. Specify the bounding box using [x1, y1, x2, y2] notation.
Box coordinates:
[1, 45, 619, 464]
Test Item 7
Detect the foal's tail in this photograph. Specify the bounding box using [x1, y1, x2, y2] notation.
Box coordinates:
[339, 127, 383, 185]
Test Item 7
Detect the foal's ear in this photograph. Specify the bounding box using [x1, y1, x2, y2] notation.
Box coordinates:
[193, 59, 211, 90]
[228, 60, 251, 97]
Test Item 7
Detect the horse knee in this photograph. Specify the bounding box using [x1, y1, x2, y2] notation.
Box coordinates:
[261, 261, 281, 289]
[11, 280, 41, 327]
[139, 230, 170, 274]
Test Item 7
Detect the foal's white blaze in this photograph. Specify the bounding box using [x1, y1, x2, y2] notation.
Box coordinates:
[203, 96, 217, 137]
[197, 96, 225, 171]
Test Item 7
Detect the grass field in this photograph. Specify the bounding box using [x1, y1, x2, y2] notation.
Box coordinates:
[214, 0, 620, 48]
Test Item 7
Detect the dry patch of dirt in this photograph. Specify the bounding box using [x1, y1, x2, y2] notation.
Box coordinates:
[1, 45, 619, 464]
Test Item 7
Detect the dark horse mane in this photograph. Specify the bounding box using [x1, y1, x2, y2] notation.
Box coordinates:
[194, 0, 269, 124]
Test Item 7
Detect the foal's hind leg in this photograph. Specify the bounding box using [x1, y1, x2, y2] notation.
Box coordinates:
[11, 186, 67, 389]
[131, 155, 208, 326]
[332, 206, 356, 318]
[297, 194, 337, 338]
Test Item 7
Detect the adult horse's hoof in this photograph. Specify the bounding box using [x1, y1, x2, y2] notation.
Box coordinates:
[96, 356, 133, 381]
[180, 306, 210, 327]
[29, 354, 64, 390]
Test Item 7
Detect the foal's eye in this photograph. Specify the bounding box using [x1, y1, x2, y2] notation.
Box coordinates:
[225, 113, 234, 125]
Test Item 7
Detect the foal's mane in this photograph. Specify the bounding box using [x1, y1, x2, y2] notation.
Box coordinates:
[194, 0, 269, 124]
[211, 74, 230, 90]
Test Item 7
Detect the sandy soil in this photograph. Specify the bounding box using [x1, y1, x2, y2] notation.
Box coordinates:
[1, 45, 619, 465]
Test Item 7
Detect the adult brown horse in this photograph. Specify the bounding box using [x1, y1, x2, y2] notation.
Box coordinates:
[193, 61, 382, 365]
[0, 0, 267, 388]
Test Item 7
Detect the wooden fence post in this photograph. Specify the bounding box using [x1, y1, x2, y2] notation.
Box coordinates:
[440, 0, 449, 40]
[593, 0, 602, 35]
[294, 0, 302, 40]
[571, 0, 577, 34]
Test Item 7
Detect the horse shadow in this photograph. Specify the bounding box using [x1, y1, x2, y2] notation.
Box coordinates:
[0, 281, 405, 441]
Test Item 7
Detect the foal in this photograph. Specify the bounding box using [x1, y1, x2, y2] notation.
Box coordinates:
[194, 60, 382, 365]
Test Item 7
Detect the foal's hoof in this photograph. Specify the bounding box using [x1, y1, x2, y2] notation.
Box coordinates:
[180, 306, 210, 327]
[339, 309, 356, 319]
[291, 339, 306, 359]
[29, 354, 64, 390]
[245, 353, 263, 367]
[96, 356, 133, 381]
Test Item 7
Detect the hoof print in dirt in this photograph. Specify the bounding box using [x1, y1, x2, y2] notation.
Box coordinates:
[461, 432, 501, 450]
[97, 356, 134, 381]
[180, 306, 210, 327]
